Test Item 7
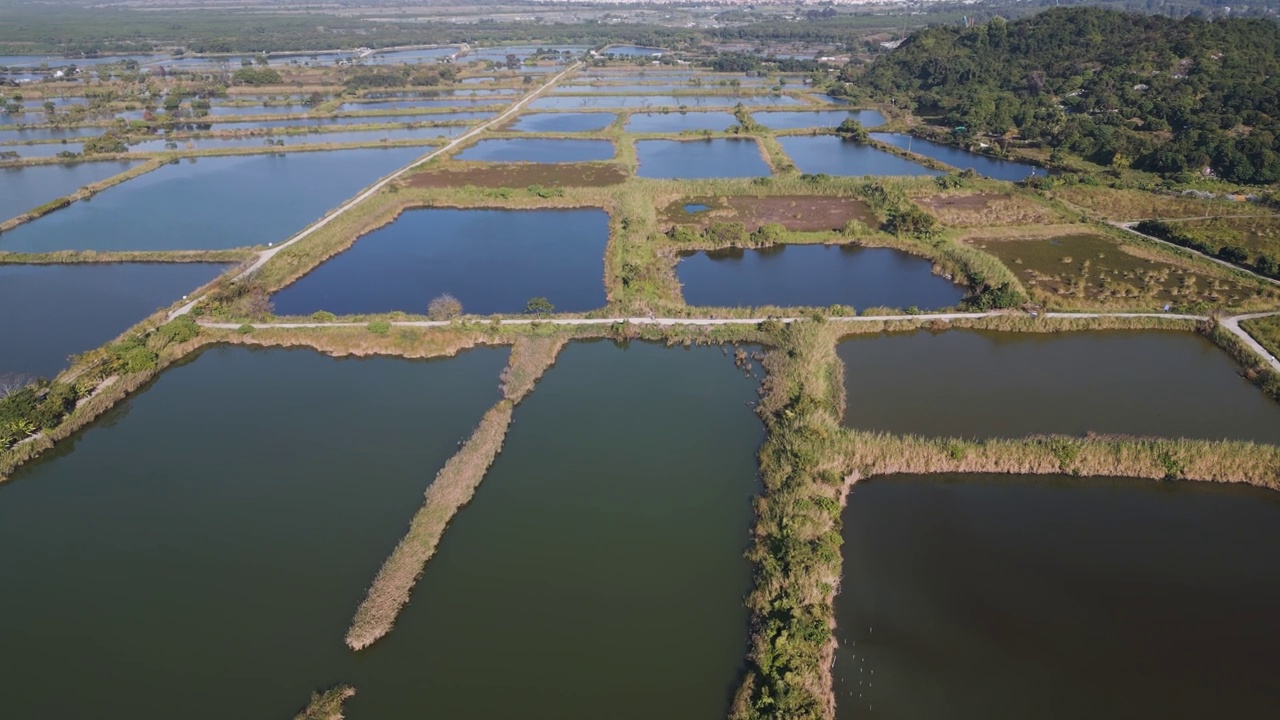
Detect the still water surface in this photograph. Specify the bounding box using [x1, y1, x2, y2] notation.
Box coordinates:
[779, 136, 940, 177]
[838, 474, 1280, 718]
[677, 245, 965, 310]
[871, 132, 1046, 181]
[0, 160, 138, 221]
[273, 208, 609, 315]
[454, 138, 614, 162]
[636, 138, 769, 178]
[839, 330, 1280, 443]
[0, 148, 424, 251]
[0, 346, 510, 720]
[345, 340, 763, 719]
[0, 263, 226, 378]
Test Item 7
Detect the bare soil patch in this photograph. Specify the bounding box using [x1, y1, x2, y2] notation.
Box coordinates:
[661, 195, 873, 232]
[407, 162, 627, 188]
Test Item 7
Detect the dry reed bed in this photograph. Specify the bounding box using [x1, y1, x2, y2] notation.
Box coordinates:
[843, 431, 1280, 489]
[0, 248, 251, 265]
[344, 335, 566, 651]
[207, 324, 487, 360]
[292, 684, 355, 720]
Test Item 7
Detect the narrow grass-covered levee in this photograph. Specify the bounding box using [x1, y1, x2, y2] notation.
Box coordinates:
[732, 320, 849, 720]
[731, 318, 1280, 720]
[345, 335, 567, 650]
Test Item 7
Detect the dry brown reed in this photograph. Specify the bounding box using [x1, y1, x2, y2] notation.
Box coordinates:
[344, 335, 566, 650]
[843, 431, 1280, 490]
[292, 684, 355, 720]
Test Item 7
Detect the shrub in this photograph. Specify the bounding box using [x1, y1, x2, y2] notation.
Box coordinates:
[524, 297, 554, 316]
[367, 320, 391, 335]
[427, 293, 463, 321]
[311, 311, 337, 322]
[152, 316, 200, 346]
[964, 282, 1025, 310]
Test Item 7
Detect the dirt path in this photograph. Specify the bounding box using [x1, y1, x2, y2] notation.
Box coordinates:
[1222, 313, 1280, 373]
[199, 309, 1280, 371]
[197, 310, 1208, 330]
[1111, 221, 1280, 288]
[166, 61, 582, 321]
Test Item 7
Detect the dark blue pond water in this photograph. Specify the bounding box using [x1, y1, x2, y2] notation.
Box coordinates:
[779, 136, 941, 177]
[677, 244, 964, 309]
[0, 263, 227, 378]
[454, 138, 614, 162]
[0, 160, 139, 222]
[753, 109, 885, 130]
[636, 139, 770, 179]
[507, 112, 616, 132]
[870, 132, 1047, 181]
[0, 148, 424, 251]
[625, 111, 737, 133]
[273, 208, 609, 315]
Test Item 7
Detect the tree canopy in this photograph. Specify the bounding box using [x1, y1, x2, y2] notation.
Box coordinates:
[862, 7, 1280, 184]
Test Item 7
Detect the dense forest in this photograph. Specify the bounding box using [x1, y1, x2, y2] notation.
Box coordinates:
[862, 7, 1280, 184]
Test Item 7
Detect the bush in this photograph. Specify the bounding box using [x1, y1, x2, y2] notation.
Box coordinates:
[427, 293, 463, 321]
[367, 320, 391, 335]
[964, 282, 1025, 310]
[107, 338, 159, 374]
[152, 316, 199, 346]
[883, 205, 938, 238]
[311, 311, 337, 322]
[524, 297, 554, 316]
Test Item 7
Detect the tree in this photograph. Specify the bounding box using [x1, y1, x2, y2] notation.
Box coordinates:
[836, 118, 869, 142]
[525, 297, 554, 316]
[427, 293, 463, 320]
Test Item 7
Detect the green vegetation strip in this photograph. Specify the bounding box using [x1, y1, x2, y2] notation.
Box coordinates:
[344, 335, 567, 651]
[1242, 315, 1280, 362]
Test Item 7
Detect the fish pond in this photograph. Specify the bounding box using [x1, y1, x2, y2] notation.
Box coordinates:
[753, 109, 885, 130]
[778, 136, 940, 177]
[0, 345, 511, 720]
[871, 132, 1046, 181]
[530, 94, 803, 110]
[636, 138, 770, 179]
[837, 473, 1280, 719]
[676, 245, 965, 310]
[453, 138, 614, 163]
[625, 111, 737, 133]
[0, 263, 226, 379]
[128, 128, 441, 153]
[344, 340, 764, 720]
[272, 208, 609, 315]
[506, 112, 616, 132]
[838, 329, 1280, 443]
[0, 160, 138, 222]
[0, 148, 425, 252]
[0, 125, 101, 143]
